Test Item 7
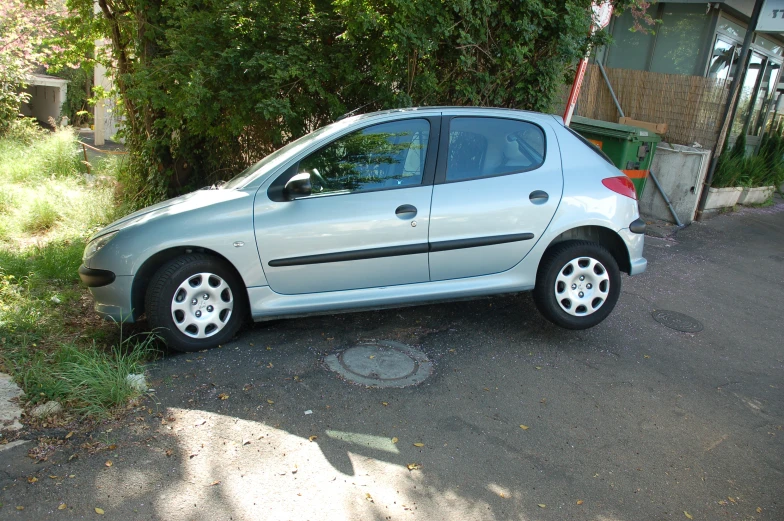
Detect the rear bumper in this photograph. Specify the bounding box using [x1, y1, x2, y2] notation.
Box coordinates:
[619, 228, 647, 276]
[84, 274, 136, 323]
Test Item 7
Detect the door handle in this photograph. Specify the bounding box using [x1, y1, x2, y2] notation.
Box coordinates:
[529, 190, 549, 205]
[395, 204, 418, 219]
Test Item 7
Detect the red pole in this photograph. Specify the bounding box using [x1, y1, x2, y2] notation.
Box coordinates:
[563, 57, 589, 126]
[563, 2, 614, 126]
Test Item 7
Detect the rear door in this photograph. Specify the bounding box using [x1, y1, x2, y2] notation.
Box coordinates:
[428, 115, 563, 281]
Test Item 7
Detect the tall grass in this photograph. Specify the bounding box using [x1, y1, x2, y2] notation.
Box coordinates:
[0, 119, 156, 418]
[0, 120, 119, 241]
[21, 335, 157, 416]
[0, 125, 81, 182]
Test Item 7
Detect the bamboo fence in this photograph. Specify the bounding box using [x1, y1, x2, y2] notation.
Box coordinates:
[562, 65, 730, 149]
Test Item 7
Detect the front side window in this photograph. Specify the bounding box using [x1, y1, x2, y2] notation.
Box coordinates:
[297, 119, 430, 196]
[446, 117, 545, 182]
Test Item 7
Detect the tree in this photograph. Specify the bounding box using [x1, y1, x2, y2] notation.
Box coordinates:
[0, 0, 96, 133]
[75, 0, 651, 206]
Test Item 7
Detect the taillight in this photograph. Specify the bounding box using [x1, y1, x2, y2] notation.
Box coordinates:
[602, 176, 637, 199]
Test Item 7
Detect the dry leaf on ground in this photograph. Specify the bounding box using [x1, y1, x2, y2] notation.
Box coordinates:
[95, 507, 105, 514]
[413, 442, 424, 447]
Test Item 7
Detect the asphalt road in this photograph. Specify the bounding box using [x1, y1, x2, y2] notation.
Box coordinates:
[2, 199, 783, 520]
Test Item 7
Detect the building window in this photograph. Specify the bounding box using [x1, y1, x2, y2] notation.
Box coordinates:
[649, 4, 713, 76]
[605, 10, 654, 71]
[708, 37, 739, 84]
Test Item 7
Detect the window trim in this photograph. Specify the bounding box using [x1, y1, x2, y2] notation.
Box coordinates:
[434, 116, 547, 185]
[266, 116, 441, 202]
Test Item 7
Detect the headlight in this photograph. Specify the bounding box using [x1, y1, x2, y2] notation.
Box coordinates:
[83, 231, 118, 261]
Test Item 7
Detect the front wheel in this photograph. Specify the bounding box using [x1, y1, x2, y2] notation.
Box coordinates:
[533, 241, 621, 330]
[145, 254, 247, 351]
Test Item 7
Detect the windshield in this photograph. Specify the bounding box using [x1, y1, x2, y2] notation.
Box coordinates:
[222, 123, 346, 190]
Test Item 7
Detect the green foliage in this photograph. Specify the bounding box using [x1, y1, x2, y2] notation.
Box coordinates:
[729, 132, 747, 159]
[712, 151, 744, 189]
[0, 123, 81, 182]
[67, 0, 641, 209]
[56, 65, 95, 127]
[18, 336, 157, 415]
[757, 127, 784, 188]
[713, 128, 784, 189]
[0, 191, 14, 214]
[23, 199, 61, 233]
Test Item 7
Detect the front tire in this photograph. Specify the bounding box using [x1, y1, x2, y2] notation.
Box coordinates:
[533, 241, 621, 330]
[145, 254, 247, 352]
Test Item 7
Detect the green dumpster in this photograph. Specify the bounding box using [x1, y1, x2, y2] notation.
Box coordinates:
[570, 115, 661, 198]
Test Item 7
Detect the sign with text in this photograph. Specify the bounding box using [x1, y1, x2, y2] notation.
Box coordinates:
[758, 0, 784, 32]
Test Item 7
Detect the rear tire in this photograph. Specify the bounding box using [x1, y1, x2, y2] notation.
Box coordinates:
[145, 254, 247, 352]
[533, 241, 621, 330]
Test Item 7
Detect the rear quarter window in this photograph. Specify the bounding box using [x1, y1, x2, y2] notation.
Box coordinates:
[565, 126, 615, 166]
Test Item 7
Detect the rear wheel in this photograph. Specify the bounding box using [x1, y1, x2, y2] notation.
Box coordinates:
[145, 254, 247, 352]
[533, 241, 621, 329]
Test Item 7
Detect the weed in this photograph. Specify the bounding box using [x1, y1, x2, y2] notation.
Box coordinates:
[23, 199, 61, 233]
[0, 191, 14, 214]
[0, 120, 152, 419]
[18, 334, 159, 416]
[0, 125, 81, 183]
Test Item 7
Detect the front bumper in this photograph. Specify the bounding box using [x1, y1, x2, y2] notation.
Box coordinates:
[78, 265, 116, 287]
[81, 271, 136, 323]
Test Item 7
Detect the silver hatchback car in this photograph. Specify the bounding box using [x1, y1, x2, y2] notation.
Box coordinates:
[79, 107, 647, 351]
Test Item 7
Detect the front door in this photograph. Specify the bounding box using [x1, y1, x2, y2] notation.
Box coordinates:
[428, 116, 563, 281]
[255, 117, 438, 295]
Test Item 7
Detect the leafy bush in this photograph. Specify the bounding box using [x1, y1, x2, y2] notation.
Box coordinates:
[78, 0, 645, 209]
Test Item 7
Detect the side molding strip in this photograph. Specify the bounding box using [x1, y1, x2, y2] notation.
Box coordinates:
[268, 233, 535, 267]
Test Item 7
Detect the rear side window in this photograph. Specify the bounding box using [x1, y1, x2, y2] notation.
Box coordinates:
[566, 126, 615, 165]
[446, 117, 545, 182]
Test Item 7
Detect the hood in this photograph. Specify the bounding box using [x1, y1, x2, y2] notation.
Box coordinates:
[91, 188, 247, 239]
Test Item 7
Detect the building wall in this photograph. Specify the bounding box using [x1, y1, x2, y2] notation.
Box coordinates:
[19, 84, 67, 126]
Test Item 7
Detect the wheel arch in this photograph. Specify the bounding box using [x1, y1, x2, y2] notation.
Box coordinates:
[131, 246, 247, 320]
[542, 226, 631, 274]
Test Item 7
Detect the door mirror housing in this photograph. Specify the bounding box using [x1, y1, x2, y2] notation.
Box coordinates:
[284, 172, 312, 200]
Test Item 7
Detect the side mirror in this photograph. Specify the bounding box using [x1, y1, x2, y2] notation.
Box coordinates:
[284, 172, 312, 200]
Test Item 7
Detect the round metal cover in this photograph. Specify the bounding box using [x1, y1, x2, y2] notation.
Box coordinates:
[651, 309, 703, 333]
[324, 341, 432, 388]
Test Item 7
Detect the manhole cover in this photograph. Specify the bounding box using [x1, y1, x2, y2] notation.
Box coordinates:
[652, 309, 703, 333]
[324, 341, 432, 388]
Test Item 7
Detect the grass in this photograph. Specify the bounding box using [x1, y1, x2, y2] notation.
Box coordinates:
[0, 119, 157, 418]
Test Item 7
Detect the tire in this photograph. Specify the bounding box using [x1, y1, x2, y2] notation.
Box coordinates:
[533, 240, 621, 330]
[145, 254, 247, 352]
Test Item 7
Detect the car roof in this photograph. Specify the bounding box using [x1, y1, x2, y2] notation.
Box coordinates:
[340, 106, 563, 125]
